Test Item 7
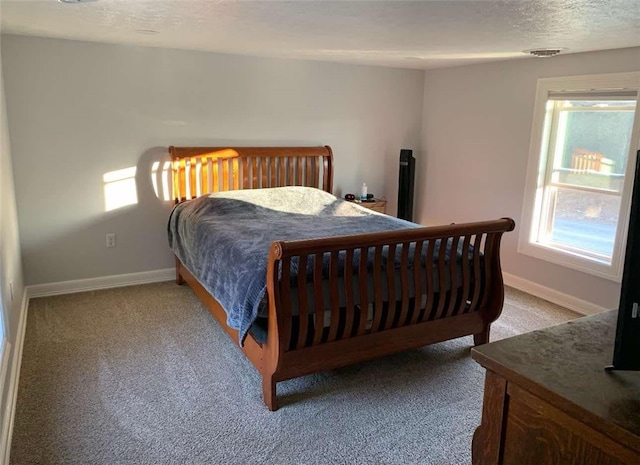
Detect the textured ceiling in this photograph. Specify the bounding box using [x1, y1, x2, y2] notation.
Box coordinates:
[1, 0, 639, 69]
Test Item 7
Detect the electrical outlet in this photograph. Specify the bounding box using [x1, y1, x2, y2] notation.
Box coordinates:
[9, 282, 14, 302]
[106, 233, 116, 248]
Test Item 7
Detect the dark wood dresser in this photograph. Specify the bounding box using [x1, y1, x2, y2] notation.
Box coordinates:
[471, 311, 640, 465]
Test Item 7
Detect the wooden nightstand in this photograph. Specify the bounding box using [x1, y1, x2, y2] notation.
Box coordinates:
[351, 200, 387, 214]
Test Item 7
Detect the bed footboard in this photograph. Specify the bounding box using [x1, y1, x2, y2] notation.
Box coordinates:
[260, 218, 515, 409]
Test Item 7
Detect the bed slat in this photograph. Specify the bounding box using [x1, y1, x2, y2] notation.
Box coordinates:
[297, 157, 304, 186]
[343, 249, 355, 339]
[398, 242, 410, 327]
[313, 157, 320, 188]
[461, 235, 472, 313]
[384, 244, 397, 330]
[281, 258, 293, 351]
[232, 158, 239, 190]
[410, 240, 423, 325]
[469, 234, 484, 313]
[205, 158, 212, 193]
[296, 255, 309, 350]
[279, 158, 286, 189]
[435, 238, 449, 319]
[444, 235, 461, 319]
[189, 158, 196, 199]
[196, 159, 203, 197]
[261, 157, 268, 188]
[423, 240, 436, 322]
[222, 159, 230, 191]
[241, 158, 249, 189]
[357, 247, 369, 335]
[313, 253, 325, 346]
[288, 157, 295, 186]
[306, 157, 313, 188]
[212, 160, 219, 193]
[249, 157, 257, 189]
[270, 158, 277, 188]
[327, 251, 341, 342]
[173, 160, 182, 202]
[372, 245, 384, 332]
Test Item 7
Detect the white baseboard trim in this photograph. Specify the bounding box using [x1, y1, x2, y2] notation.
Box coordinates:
[27, 268, 175, 298]
[0, 340, 11, 414]
[503, 272, 609, 316]
[1, 289, 29, 464]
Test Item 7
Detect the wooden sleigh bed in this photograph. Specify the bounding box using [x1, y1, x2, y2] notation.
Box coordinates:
[169, 145, 515, 410]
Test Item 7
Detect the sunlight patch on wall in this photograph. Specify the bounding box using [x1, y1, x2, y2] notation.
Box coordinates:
[151, 161, 172, 201]
[103, 167, 138, 212]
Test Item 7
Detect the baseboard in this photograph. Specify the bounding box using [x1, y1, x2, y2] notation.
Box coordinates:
[503, 272, 609, 316]
[0, 340, 11, 412]
[1, 289, 29, 464]
[27, 268, 175, 298]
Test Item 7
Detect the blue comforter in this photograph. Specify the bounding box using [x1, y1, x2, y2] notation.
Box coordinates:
[167, 186, 418, 345]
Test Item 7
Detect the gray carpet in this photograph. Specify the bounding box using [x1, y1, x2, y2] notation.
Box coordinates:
[11, 282, 580, 465]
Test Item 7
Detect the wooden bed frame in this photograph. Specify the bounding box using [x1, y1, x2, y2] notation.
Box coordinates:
[170, 145, 515, 410]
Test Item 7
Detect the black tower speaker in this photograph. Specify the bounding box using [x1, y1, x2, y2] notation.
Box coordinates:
[397, 149, 415, 221]
[610, 149, 640, 371]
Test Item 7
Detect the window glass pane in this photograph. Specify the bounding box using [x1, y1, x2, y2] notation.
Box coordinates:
[551, 100, 635, 192]
[548, 187, 620, 261]
[540, 98, 636, 263]
[521, 75, 640, 280]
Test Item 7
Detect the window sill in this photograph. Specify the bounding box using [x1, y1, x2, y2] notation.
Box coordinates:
[517, 240, 622, 283]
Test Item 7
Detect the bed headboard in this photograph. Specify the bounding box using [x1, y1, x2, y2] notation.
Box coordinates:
[169, 146, 334, 203]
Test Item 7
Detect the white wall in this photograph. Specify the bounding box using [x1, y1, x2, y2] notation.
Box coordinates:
[1, 35, 424, 285]
[419, 47, 640, 310]
[0, 43, 25, 455]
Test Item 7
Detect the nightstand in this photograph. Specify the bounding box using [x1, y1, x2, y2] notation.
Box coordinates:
[351, 200, 387, 214]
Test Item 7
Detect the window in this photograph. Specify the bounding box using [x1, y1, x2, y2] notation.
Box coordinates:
[520, 72, 640, 281]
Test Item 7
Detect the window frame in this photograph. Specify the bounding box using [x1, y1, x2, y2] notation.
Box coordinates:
[519, 72, 640, 282]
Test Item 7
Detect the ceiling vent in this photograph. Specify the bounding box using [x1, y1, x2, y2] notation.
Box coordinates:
[524, 48, 567, 58]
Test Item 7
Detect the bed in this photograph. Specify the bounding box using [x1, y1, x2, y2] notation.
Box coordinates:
[168, 145, 515, 410]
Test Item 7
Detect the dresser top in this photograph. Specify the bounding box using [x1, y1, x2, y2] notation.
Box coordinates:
[472, 310, 640, 444]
